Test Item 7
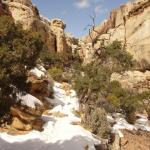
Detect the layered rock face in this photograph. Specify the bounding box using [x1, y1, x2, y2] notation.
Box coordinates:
[3, 0, 70, 52]
[111, 71, 150, 93]
[83, 0, 150, 69]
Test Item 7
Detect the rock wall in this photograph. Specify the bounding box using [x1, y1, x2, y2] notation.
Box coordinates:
[3, 0, 70, 53]
[83, 0, 150, 69]
[111, 71, 150, 93]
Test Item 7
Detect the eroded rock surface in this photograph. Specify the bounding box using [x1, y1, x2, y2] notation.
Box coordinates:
[111, 71, 150, 93]
[3, 0, 70, 53]
[83, 0, 150, 68]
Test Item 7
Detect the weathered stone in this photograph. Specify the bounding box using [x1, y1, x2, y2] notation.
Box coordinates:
[83, 0, 150, 69]
[3, 0, 70, 53]
[10, 106, 36, 123]
[111, 71, 150, 93]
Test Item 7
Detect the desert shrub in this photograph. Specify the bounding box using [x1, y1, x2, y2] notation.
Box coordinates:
[48, 67, 64, 82]
[73, 41, 139, 128]
[137, 91, 150, 119]
[83, 105, 110, 138]
[40, 50, 82, 69]
[40, 49, 82, 83]
[98, 41, 134, 72]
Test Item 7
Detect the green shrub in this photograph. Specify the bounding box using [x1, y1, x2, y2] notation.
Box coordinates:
[40, 50, 82, 69]
[48, 67, 64, 82]
[0, 16, 44, 116]
[136, 91, 150, 119]
[98, 40, 134, 72]
[83, 105, 110, 138]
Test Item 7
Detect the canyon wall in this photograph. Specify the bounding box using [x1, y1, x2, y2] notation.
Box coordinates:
[83, 0, 150, 69]
[3, 0, 70, 53]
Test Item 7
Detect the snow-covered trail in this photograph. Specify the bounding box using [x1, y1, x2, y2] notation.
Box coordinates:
[0, 82, 101, 150]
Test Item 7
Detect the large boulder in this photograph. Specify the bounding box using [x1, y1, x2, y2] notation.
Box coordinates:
[10, 106, 44, 131]
[27, 66, 54, 110]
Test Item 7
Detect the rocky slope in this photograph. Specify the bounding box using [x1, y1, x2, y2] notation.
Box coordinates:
[83, 0, 150, 69]
[3, 0, 71, 53]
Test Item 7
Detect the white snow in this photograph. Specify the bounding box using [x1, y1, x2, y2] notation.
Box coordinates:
[30, 67, 45, 78]
[17, 93, 43, 109]
[0, 82, 101, 150]
[113, 118, 137, 131]
[37, 65, 47, 73]
[112, 114, 150, 137]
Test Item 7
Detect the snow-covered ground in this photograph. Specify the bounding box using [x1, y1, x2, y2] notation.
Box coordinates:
[107, 113, 150, 138]
[0, 82, 101, 150]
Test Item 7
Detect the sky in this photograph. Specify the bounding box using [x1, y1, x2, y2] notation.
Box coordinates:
[32, 0, 128, 37]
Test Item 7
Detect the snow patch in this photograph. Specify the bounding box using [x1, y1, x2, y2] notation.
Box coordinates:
[17, 93, 43, 109]
[30, 67, 45, 78]
[0, 82, 101, 150]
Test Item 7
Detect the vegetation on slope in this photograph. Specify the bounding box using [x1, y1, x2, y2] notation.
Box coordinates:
[0, 16, 44, 118]
[73, 41, 150, 137]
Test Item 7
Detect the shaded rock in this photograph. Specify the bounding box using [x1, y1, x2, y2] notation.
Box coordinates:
[10, 106, 44, 132]
[10, 106, 36, 123]
[32, 118, 44, 131]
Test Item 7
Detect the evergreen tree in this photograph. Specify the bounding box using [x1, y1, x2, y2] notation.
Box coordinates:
[0, 16, 44, 115]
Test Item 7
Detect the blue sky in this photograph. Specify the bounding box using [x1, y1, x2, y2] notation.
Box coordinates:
[32, 0, 128, 37]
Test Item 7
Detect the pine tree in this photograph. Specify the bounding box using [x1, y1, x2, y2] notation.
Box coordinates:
[0, 16, 44, 115]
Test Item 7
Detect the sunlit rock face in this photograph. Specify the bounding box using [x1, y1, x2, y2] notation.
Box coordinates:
[50, 19, 69, 52]
[111, 71, 150, 93]
[83, 0, 150, 69]
[3, 0, 70, 53]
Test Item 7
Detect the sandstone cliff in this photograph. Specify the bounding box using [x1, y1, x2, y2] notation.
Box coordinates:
[111, 71, 150, 93]
[83, 0, 150, 69]
[3, 0, 70, 53]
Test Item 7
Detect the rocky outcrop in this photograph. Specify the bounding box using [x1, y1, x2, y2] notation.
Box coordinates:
[10, 106, 44, 131]
[78, 41, 95, 64]
[50, 19, 69, 52]
[3, 0, 70, 53]
[111, 71, 150, 93]
[83, 0, 150, 69]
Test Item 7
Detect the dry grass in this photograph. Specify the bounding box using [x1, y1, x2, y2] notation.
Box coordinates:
[70, 121, 81, 125]
[50, 112, 68, 118]
[72, 108, 81, 117]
